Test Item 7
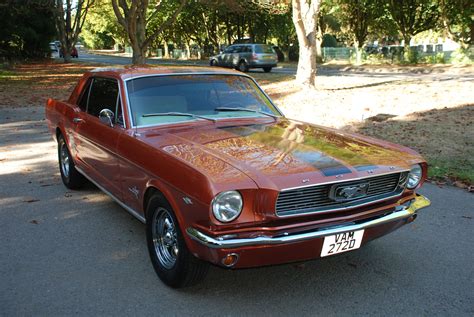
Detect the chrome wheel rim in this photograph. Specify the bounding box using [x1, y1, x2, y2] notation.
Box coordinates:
[60, 142, 70, 178]
[152, 207, 178, 269]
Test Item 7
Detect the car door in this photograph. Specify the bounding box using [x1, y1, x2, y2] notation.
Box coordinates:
[72, 76, 125, 199]
[222, 46, 237, 67]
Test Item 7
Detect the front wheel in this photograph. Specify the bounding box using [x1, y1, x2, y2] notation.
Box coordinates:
[58, 134, 86, 189]
[263, 67, 272, 73]
[237, 60, 249, 72]
[210, 59, 217, 66]
[146, 193, 209, 288]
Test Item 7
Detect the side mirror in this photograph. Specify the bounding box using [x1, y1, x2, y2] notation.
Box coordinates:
[99, 108, 114, 127]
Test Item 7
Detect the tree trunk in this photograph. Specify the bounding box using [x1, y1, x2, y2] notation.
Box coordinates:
[296, 45, 317, 86]
[163, 41, 169, 58]
[354, 40, 363, 65]
[403, 35, 412, 62]
[63, 53, 72, 63]
[292, 0, 321, 87]
[283, 48, 290, 62]
[185, 42, 191, 59]
[131, 42, 146, 64]
[315, 26, 323, 63]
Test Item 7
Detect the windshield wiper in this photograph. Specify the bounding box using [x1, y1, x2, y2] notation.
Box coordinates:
[214, 107, 278, 120]
[142, 112, 216, 122]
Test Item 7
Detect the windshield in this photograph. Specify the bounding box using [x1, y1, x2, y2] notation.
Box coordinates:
[126, 75, 280, 127]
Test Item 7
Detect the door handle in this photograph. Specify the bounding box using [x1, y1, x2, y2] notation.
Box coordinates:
[72, 118, 84, 124]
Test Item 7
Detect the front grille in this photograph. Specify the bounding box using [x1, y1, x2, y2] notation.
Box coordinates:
[275, 172, 408, 217]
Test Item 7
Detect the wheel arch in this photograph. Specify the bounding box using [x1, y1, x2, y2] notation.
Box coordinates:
[143, 182, 182, 224]
[55, 127, 63, 140]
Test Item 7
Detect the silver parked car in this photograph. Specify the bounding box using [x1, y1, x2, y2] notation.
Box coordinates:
[210, 44, 278, 73]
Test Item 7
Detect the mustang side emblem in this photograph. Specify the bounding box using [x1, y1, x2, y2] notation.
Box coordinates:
[128, 186, 140, 199]
[330, 183, 369, 202]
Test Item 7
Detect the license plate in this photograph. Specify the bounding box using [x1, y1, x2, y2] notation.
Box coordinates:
[320, 230, 364, 257]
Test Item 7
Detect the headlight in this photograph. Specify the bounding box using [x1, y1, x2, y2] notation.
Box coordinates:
[212, 191, 243, 223]
[407, 164, 422, 189]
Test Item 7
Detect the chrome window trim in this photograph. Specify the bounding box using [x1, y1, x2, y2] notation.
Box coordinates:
[75, 166, 146, 223]
[279, 170, 410, 192]
[86, 76, 126, 129]
[123, 72, 284, 129]
[130, 115, 279, 129]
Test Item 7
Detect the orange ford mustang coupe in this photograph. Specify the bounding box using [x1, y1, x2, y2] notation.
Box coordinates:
[46, 66, 431, 288]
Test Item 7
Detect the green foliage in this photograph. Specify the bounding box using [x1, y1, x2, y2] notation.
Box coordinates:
[386, 0, 440, 46]
[82, 0, 125, 49]
[439, 0, 473, 47]
[0, 0, 56, 61]
[449, 48, 474, 64]
[404, 47, 420, 63]
[419, 52, 446, 64]
[321, 34, 337, 47]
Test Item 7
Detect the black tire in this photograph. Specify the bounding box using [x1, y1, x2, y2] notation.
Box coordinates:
[210, 59, 217, 66]
[237, 60, 249, 72]
[263, 67, 272, 73]
[146, 193, 209, 288]
[57, 134, 86, 189]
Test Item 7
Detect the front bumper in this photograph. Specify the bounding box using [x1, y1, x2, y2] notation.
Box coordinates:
[186, 194, 430, 267]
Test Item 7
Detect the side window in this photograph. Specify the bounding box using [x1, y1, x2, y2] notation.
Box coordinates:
[87, 78, 119, 118]
[77, 78, 92, 111]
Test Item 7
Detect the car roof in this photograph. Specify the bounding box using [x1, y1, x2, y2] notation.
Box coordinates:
[231, 43, 269, 46]
[86, 65, 246, 80]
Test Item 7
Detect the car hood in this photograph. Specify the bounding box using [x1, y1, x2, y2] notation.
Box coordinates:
[143, 118, 423, 191]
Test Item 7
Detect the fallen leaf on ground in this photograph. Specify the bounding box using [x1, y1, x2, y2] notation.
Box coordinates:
[29, 220, 39, 224]
[461, 216, 472, 220]
[453, 181, 468, 189]
[64, 192, 72, 198]
[23, 198, 40, 203]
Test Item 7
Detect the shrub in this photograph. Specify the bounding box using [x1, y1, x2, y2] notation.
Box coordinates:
[449, 48, 474, 64]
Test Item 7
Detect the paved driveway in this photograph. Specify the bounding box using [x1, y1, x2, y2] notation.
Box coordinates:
[1, 107, 473, 316]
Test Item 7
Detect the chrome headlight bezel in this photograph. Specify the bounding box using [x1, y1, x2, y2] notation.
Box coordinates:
[407, 164, 423, 189]
[211, 190, 243, 223]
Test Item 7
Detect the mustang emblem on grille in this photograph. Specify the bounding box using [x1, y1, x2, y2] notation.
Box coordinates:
[331, 183, 369, 202]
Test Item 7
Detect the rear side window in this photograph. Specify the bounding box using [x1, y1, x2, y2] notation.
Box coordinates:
[253, 45, 275, 54]
[87, 78, 119, 117]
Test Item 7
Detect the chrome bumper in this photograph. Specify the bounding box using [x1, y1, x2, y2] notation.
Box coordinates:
[186, 194, 430, 249]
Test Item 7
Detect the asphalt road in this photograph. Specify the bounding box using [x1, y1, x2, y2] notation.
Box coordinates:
[1, 107, 473, 316]
[66, 51, 298, 74]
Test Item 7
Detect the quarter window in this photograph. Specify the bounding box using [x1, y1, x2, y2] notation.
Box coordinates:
[77, 78, 92, 111]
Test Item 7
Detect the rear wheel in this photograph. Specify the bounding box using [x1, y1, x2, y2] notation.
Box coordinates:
[57, 134, 86, 189]
[237, 60, 249, 72]
[146, 193, 209, 288]
[210, 59, 217, 66]
[263, 67, 272, 73]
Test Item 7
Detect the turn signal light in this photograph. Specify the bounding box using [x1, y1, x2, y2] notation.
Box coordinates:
[222, 253, 239, 267]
